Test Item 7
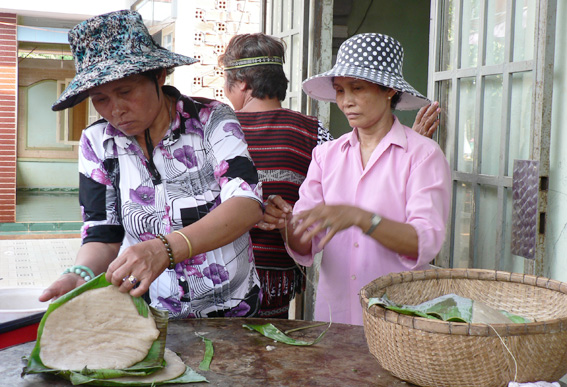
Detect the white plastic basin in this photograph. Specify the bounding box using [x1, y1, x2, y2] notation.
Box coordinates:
[0, 287, 48, 324]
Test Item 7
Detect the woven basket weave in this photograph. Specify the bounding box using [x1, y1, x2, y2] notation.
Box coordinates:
[359, 268, 567, 387]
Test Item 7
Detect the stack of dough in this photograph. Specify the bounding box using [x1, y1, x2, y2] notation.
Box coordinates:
[38, 285, 189, 384]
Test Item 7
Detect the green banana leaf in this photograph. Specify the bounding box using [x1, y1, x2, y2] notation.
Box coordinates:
[66, 363, 207, 386]
[22, 273, 169, 380]
[243, 321, 330, 346]
[368, 293, 532, 323]
[368, 293, 473, 322]
[198, 336, 213, 371]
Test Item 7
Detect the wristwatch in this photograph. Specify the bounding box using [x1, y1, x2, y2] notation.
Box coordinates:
[365, 213, 382, 235]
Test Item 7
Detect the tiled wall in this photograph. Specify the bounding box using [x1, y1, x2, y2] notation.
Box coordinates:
[0, 13, 17, 223]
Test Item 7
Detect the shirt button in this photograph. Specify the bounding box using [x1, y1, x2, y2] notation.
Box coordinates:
[354, 242, 359, 248]
[351, 275, 356, 280]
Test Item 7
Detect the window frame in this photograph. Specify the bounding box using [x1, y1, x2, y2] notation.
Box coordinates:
[429, 0, 558, 275]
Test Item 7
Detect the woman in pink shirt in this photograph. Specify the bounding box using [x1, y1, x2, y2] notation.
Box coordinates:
[259, 33, 452, 325]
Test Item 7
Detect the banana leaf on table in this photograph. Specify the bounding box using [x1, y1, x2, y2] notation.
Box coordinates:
[22, 273, 207, 385]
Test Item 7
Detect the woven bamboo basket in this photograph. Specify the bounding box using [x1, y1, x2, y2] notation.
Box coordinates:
[359, 268, 567, 387]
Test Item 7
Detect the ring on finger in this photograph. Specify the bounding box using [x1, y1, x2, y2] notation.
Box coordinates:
[324, 221, 332, 229]
[122, 275, 138, 286]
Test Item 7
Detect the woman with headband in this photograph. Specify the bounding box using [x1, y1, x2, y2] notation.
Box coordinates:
[39, 10, 263, 319]
[219, 33, 333, 318]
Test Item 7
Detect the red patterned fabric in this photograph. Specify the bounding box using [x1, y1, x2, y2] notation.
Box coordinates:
[237, 108, 326, 317]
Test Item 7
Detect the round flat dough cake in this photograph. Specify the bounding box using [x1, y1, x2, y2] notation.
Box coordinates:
[40, 285, 160, 370]
[105, 348, 187, 383]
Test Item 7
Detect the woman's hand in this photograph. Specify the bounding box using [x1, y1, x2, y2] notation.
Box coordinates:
[412, 101, 440, 138]
[292, 204, 364, 249]
[257, 195, 293, 231]
[39, 273, 86, 302]
[105, 238, 169, 298]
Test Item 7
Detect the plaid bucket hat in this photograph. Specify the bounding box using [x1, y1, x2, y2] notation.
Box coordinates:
[52, 10, 198, 111]
[302, 33, 429, 110]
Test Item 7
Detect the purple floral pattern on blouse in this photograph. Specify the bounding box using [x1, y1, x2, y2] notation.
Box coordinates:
[223, 122, 245, 140]
[187, 253, 206, 266]
[173, 145, 198, 169]
[203, 263, 229, 285]
[139, 232, 155, 241]
[91, 168, 111, 185]
[225, 301, 251, 317]
[81, 136, 100, 163]
[130, 185, 155, 206]
[158, 296, 181, 314]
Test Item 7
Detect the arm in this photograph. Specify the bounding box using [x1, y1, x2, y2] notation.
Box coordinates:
[106, 196, 262, 297]
[39, 242, 121, 301]
[412, 101, 440, 138]
[288, 204, 418, 257]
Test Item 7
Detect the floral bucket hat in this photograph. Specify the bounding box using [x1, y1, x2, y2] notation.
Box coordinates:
[52, 10, 198, 111]
[302, 33, 429, 110]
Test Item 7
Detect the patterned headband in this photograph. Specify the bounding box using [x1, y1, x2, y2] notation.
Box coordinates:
[224, 56, 283, 70]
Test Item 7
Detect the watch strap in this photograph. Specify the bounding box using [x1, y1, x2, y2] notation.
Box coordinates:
[365, 213, 382, 235]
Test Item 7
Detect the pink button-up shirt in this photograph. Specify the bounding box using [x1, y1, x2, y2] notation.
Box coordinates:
[288, 117, 451, 325]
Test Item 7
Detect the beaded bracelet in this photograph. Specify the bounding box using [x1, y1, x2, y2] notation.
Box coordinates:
[62, 265, 95, 281]
[157, 234, 176, 270]
[173, 230, 193, 259]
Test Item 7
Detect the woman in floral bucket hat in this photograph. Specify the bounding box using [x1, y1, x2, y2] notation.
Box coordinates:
[40, 10, 264, 319]
[260, 33, 452, 325]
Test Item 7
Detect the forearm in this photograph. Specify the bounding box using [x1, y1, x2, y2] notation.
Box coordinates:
[364, 216, 419, 258]
[168, 197, 262, 262]
[75, 242, 121, 275]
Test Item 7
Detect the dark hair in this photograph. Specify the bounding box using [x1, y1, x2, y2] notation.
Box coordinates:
[218, 33, 288, 101]
[140, 68, 174, 97]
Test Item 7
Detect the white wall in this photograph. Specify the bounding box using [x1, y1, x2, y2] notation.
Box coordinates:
[17, 161, 79, 188]
[172, 0, 196, 97]
[546, 0, 567, 282]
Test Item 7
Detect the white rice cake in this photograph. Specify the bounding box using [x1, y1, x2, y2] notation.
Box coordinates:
[40, 285, 160, 370]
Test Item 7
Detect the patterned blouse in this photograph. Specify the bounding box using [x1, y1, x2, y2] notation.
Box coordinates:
[78, 86, 263, 319]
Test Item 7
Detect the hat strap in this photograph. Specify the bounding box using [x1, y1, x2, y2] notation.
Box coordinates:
[224, 56, 283, 70]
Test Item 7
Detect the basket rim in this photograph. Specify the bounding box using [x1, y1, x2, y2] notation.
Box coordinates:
[360, 268, 567, 336]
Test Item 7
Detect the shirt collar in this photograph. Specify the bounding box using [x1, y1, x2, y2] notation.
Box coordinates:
[341, 115, 407, 152]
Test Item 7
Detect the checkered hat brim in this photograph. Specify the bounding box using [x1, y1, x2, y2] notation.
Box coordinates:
[302, 33, 429, 111]
[52, 10, 197, 111]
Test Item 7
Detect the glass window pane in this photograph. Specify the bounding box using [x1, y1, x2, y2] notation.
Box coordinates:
[457, 77, 476, 173]
[513, 0, 536, 62]
[282, 36, 291, 88]
[480, 75, 503, 175]
[289, 97, 298, 112]
[282, 0, 291, 32]
[292, 0, 301, 30]
[453, 182, 473, 268]
[477, 185, 498, 269]
[290, 34, 301, 92]
[460, 0, 480, 68]
[438, 79, 453, 158]
[439, 0, 456, 71]
[503, 187, 526, 272]
[272, 0, 282, 33]
[485, 0, 506, 65]
[508, 71, 532, 175]
[27, 81, 68, 149]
